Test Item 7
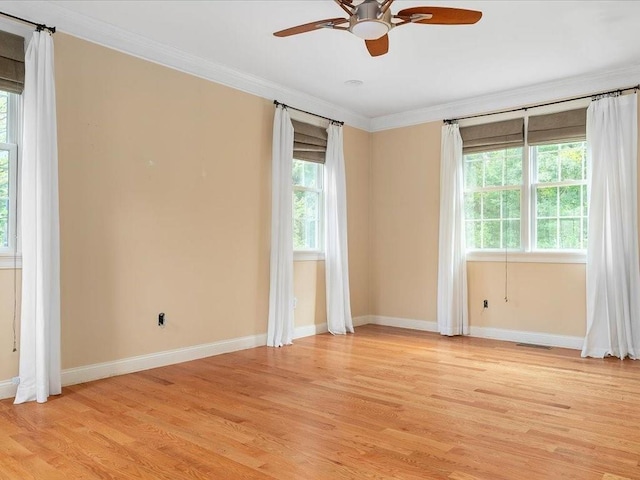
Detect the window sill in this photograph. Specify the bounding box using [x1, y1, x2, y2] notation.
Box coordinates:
[294, 251, 325, 262]
[466, 250, 586, 264]
[0, 255, 22, 269]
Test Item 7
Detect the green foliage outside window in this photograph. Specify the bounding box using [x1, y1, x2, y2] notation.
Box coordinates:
[464, 147, 522, 249]
[292, 159, 322, 250]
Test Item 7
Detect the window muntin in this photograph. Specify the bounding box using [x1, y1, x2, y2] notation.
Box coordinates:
[292, 159, 323, 251]
[532, 141, 587, 250]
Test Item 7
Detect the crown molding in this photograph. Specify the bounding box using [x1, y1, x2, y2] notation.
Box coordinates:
[0, 1, 372, 131]
[370, 64, 640, 131]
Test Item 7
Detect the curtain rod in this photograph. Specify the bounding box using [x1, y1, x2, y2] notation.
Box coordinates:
[444, 84, 640, 124]
[0, 10, 56, 34]
[273, 100, 344, 126]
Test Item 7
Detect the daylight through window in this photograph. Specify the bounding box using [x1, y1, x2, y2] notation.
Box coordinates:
[0, 89, 18, 253]
[293, 159, 323, 251]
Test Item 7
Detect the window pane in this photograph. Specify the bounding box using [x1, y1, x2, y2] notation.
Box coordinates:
[536, 186, 557, 218]
[464, 192, 481, 220]
[483, 191, 501, 219]
[0, 90, 7, 144]
[466, 220, 481, 249]
[536, 149, 559, 183]
[483, 220, 501, 248]
[582, 184, 588, 217]
[559, 185, 581, 217]
[503, 189, 520, 219]
[504, 150, 522, 186]
[484, 157, 503, 187]
[464, 160, 482, 189]
[560, 142, 586, 181]
[504, 219, 520, 248]
[560, 218, 581, 249]
[292, 159, 320, 188]
[0, 150, 9, 248]
[293, 188, 320, 250]
[537, 219, 558, 249]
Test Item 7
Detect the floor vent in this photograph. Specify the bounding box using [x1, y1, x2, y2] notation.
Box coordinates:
[516, 343, 552, 350]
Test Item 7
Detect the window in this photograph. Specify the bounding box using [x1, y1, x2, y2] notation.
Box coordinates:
[533, 141, 587, 249]
[464, 147, 522, 249]
[293, 158, 323, 252]
[461, 105, 588, 258]
[0, 89, 18, 256]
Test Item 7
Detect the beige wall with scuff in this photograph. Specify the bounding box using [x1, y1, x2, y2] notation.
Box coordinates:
[0, 33, 371, 381]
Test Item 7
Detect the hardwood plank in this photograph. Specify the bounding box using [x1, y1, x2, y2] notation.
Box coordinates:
[2, 325, 640, 479]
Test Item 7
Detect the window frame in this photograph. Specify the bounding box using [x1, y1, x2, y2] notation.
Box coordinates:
[0, 90, 21, 268]
[461, 98, 589, 264]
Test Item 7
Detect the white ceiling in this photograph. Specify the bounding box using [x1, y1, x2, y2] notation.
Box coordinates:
[2, 1, 640, 130]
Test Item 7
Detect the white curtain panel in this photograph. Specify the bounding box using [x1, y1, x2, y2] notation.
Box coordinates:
[267, 106, 295, 347]
[325, 124, 354, 335]
[437, 123, 469, 336]
[582, 93, 640, 359]
[15, 31, 62, 404]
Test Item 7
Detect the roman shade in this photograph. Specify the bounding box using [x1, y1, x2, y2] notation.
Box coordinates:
[292, 120, 327, 163]
[0, 30, 25, 94]
[460, 118, 524, 154]
[528, 108, 587, 145]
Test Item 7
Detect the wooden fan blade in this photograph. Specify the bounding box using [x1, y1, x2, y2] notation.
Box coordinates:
[365, 35, 389, 57]
[396, 6, 482, 25]
[273, 17, 348, 37]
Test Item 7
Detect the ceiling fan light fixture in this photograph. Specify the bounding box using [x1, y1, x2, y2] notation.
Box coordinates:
[350, 20, 389, 40]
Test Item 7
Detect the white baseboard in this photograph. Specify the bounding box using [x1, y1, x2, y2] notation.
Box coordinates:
[0, 380, 17, 400]
[469, 325, 584, 350]
[366, 314, 583, 350]
[61, 332, 268, 389]
[353, 315, 372, 327]
[368, 315, 439, 332]
[293, 323, 328, 338]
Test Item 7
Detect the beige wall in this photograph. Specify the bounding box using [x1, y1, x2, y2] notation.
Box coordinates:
[0, 33, 371, 381]
[370, 123, 441, 320]
[467, 262, 586, 336]
[0, 270, 20, 380]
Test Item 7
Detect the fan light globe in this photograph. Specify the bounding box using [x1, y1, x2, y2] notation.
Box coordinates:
[351, 20, 389, 40]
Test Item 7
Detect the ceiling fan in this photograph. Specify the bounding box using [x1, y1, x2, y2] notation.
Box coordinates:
[273, 0, 482, 57]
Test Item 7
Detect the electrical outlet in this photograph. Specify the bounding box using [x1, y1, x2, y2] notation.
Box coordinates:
[483, 299, 488, 308]
[11, 376, 19, 385]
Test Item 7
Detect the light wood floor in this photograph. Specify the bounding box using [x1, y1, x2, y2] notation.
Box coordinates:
[1, 325, 640, 480]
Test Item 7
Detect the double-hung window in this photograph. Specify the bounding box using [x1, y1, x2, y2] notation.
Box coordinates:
[461, 104, 588, 260]
[0, 89, 19, 258]
[291, 119, 327, 260]
[293, 159, 323, 252]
